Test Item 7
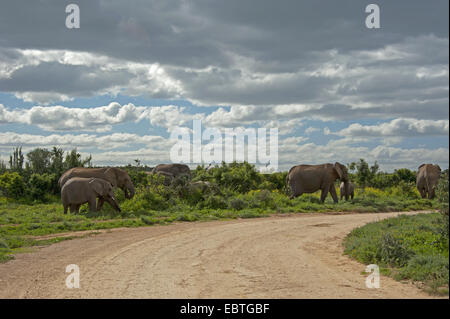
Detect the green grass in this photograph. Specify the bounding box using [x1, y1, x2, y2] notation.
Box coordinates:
[0, 186, 438, 263]
[343, 213, 449, 295]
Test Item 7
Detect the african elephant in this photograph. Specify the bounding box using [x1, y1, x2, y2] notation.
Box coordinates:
[147, 170, 175, 186]
[59, 167, 135, 210]
[61, 177, 121, 214]
[416, 164, 441, 199]
[340, 181, 354, 200]
[152, 163, 191, 179]
[287, 162, 349, 203]
[190, 181, 222, 195]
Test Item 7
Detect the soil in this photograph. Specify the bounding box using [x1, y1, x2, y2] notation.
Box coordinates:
[0, 211, 440, 298]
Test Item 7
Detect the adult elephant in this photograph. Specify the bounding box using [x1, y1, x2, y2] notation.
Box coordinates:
[416, 164, 441, 199]
[287, 162, 349, 203]
[147, 170, 175, 186]
[152, 163, 191, 179]
[59, 167, 135, 210]
[340, 181, 355, 200]
[61, 177, 121, 214]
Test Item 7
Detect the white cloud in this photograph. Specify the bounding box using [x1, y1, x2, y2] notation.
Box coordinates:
[304, 127, 319, 135]
[0, 102, 201, 132]
[336, 118, 449, 137]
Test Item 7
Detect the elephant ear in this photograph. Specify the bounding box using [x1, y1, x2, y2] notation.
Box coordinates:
[333, 162, 344, 180]
[89, 178, 104, 196]
[436, 165, 441, 171]
[104, 168, 118, 187]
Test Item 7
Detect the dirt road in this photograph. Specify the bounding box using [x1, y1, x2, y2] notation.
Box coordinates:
[0, 211, 437, 298]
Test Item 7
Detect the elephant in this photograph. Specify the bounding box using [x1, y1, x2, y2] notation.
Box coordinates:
[152, 163, 191, 179]
[190, 181, 222, 195]
[340, 181, 355, 200]
[59, 167, 135, 210]
[61, 177, 121, 214]
[146, 170, 175, 186]
[287, 162, 349, 203]
[416, 164, 441, 199]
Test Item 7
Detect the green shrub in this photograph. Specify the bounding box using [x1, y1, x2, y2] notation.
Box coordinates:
[28, 173, 55, 201]
[229, 198, 247, 210]
[0, 172, 25, 199]
[140, 216, 157, 225]
[397, 255, 449, 288]
[344, 213, 449, 295]
[199, 195, 228, 209]
[391, 181, 420, 199]
[379, 233, 413, 267]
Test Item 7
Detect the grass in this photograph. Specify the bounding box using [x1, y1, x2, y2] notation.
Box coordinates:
[0, 186, 438, 263]
[343, 213, 449, 295]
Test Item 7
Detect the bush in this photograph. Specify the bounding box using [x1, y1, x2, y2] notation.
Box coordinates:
[0, 172, 25, 199]
[28, 173, 55, 201]
[391, 181, 420, 199]
[344, 213, 449, 295]
[379, 233, 413, 267]
[199, 195, 228, 209]
[229, 198, 247, 210]
[397, 255, 449, 289]
[436, 171, 449, 243]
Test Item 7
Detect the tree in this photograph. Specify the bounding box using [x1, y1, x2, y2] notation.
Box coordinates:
[9, 147, 24, 172]
[0, 159, 6, 174]
[350, 159, 371, 189]
[50, 147, 65, 176]
[393, 168, 416, 184]
[64, 149, 92, 169]
[26, 148, 51, 174]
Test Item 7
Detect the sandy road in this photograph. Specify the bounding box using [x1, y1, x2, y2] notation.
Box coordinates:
[0, 211, 438, 298]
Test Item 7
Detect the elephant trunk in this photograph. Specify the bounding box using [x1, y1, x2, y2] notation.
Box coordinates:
[123, 182, 135, 199]
[106, 195, 121, 212]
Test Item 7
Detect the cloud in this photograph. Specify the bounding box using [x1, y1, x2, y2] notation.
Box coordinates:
[277, 139, 449, 172]
[0, 49, 182, 104]
[0, 102, 148, 131]
[336, 118, 449, 137]
[0, 102, 203, 132]
[305, 127, 319, 135]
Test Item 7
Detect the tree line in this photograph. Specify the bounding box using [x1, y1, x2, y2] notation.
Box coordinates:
[0, 147, 92, 201]
[0, 146, 442, 203]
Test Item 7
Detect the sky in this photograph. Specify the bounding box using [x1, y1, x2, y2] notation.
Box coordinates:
[0, 0, 448, 172]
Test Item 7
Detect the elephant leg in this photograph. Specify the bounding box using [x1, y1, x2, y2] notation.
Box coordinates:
[63, 204, 68, 215]
[290, 191, 303, 199]
[97, 197, 105, 211]
[419, 188, 426, 198]
[75, 204, 81, 214]
[329, 185, 338, 203]
[88, 199, 97, 212]
[428, 189, 435, 200]
[320, 188, 329, 203]
[69, 204, 77, 214]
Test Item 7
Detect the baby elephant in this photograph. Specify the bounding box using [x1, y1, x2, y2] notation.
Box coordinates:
[340, 181, 355, 200]
[61, 177, 121, 214]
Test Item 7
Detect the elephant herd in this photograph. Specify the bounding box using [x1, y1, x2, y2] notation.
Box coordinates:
[58, 162, 442, 214]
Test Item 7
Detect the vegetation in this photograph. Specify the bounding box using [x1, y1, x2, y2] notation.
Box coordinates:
[344, 172, 449, 295]
[0, 147, 446, 296]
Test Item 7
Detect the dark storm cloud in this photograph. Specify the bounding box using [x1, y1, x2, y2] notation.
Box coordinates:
[0, 0, 447, 68]
[0, 0, 448, 116]
[0, 62, 132, 95]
